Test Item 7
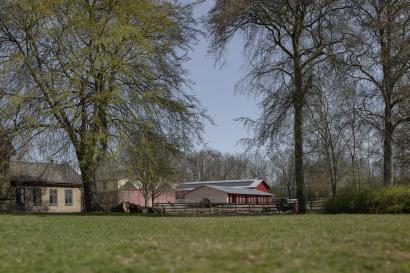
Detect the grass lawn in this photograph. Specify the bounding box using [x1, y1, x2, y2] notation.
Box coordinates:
[0, 214, 409, 273]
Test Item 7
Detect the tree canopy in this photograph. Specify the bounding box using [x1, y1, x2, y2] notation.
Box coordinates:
[0, 0, 205, 210]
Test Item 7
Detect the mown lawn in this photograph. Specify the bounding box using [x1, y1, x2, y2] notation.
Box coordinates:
[0, 214, 409, 273]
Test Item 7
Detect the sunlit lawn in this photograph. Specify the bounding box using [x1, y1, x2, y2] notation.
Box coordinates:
[0, 214, 409, 273]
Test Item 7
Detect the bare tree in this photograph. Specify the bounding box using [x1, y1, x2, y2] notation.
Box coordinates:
[122, 129, 176, 207]
[270, 148, 295, 198]
[344, 0, 410, 186]
[207, 0, 344, 212]
[306, 76, 346, 195]
[172, 148, 273, 183]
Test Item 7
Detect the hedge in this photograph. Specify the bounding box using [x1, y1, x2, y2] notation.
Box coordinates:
[325, 186, 410, 214]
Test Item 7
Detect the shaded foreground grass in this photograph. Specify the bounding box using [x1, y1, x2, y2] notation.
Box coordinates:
[0, 214, 409, 273]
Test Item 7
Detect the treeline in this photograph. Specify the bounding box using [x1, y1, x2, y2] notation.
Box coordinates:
[171, 145, 410, 201]
[173, 149, 272, 182]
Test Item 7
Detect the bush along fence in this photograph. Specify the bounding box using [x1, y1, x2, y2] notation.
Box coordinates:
[153, 199, 324, 215]
[325, 186, 410, 214]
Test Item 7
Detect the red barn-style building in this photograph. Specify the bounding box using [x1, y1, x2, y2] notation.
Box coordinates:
[176, 179, 273, 204]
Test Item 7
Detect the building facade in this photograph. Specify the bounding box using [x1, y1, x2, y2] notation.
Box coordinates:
[176, 179, 273, 204]
[9, 161, 83, 212]
[118, 179, 175, 207]
[92, 163, 176, 209]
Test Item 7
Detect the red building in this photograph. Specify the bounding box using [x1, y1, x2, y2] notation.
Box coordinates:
[176, 179, 273, 204]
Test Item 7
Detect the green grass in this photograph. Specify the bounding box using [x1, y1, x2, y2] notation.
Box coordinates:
[0, 214, 409, 273]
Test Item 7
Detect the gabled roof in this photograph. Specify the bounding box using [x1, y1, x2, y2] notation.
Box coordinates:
[176, 179, 268, 191]
[118, 178, 176, 191]
[189, 185, 273, 196]
[9, 161, 82, 187]
[118, 179, 139, 190]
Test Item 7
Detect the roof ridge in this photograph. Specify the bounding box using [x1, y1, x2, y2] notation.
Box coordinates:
[194, 184, 273, 196]
[181, 179, 261, 184]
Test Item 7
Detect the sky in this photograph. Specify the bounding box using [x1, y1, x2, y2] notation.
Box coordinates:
[182, 0, 259, 154]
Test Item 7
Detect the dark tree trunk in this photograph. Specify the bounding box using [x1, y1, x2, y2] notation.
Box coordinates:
[383, 107, 394, 186]
[379, 8, 395, 187]
[294, 101, 306, 213]
[293, 64, 306, 213]
[332, 162, 338, 195]
[330, 146, 338, 196]
[80, 163, 97, 212]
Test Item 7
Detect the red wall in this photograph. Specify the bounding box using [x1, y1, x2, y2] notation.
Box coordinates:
[228, 194, 272, 204]
[256, 181, 270, 192]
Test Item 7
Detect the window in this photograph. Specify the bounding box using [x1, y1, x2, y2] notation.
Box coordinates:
[33, 188, 42, 206]
[65, 189, 73, 206]
[49, 189, 57, 206]
[16, 188, 25, 206]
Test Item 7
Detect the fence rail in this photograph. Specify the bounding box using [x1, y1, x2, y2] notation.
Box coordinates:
[153, 199, 324, 215]
[307, 199, 325, 212]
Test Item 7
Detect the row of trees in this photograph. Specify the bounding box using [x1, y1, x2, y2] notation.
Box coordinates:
[173, 149, 272, 182]
[207, 0, 410, 212]
[1, 1, 409, 212]
[172, 143, 409, 201]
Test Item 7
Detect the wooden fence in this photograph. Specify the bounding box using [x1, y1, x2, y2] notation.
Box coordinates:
[153, 199, 325, 215]
[307, 199, 325, 213]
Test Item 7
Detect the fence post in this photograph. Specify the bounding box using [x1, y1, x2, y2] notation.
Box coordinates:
[235, 203, 236, 213]
[222, 203, 224, 213]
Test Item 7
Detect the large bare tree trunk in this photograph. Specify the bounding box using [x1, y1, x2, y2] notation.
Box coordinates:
[294, 103, 306, 212]
[80, 163, 98, 212]
[294, 65, 306, 213]
[76, 146, 99, 212]
[383, 106, 394, 186]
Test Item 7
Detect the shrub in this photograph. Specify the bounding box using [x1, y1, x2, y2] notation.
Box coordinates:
[325, 186, 410, 214]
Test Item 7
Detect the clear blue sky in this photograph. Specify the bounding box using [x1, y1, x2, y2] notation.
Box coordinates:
[183, 0, 259, 154]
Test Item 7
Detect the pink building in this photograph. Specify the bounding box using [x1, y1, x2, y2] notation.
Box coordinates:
[118, 180, 175, 207]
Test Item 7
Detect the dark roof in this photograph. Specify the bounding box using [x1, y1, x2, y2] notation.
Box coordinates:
[175, 179, 267, 191]
[9, 161, 82, 187]
[190, 185, 273, 196]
